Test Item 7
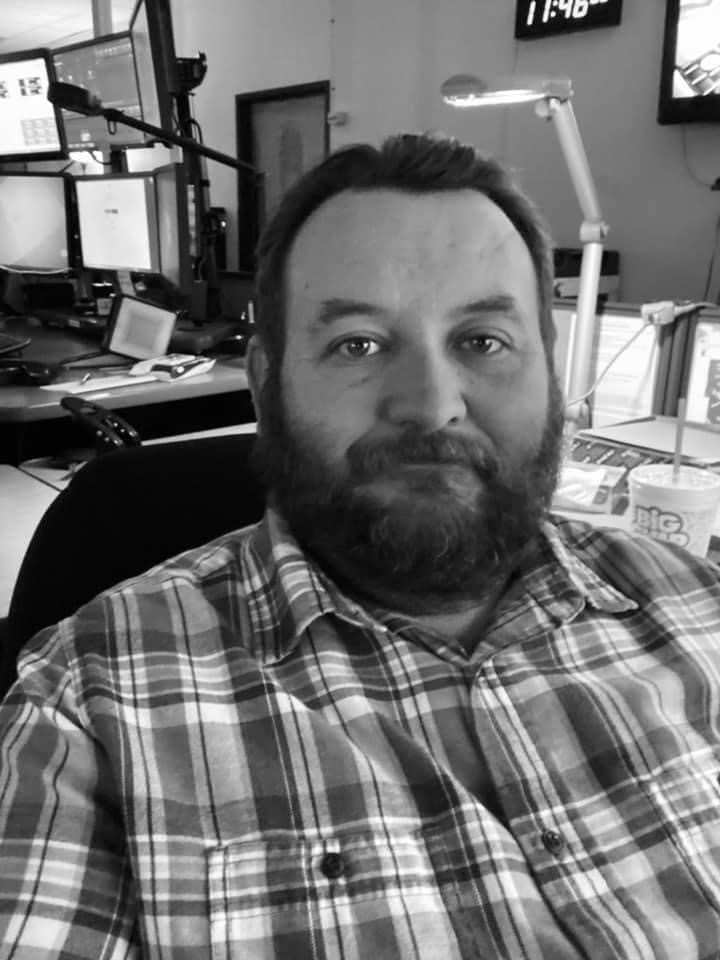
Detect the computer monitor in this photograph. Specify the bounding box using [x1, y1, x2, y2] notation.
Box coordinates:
[75, 173, 160, 273]
[129, 0, 179, 133]
[154, 162, 193, 295]
[552, 299, 670, 428]
[0, 172, 79, 271]
[52, 32, 145, 151]
[678, 305, 720, 425]
[658, 0, 720, 124]
[0, 48, 67, 161]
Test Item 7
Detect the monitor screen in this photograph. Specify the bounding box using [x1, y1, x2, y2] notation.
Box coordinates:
[0, 173, 77, 271]
[154, 162, 193, 293]
[680, 308, 720, 424]
[552, 300, 664, 427]
[52, 32, 145, 151]
[76, 173, 160, 272]
[129, 0, 178, 132]
[0, 48, 67, 160]
[658, 0, 720, 124]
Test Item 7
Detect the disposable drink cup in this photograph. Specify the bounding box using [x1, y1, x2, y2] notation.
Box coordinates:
[628, 463, 720, 557]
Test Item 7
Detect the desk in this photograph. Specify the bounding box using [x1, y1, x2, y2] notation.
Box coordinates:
[0, 315, 253, 464]
[0, 465, 58, 617]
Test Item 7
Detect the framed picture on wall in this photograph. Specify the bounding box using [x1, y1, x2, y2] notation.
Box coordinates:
[235, 81, 330, 273]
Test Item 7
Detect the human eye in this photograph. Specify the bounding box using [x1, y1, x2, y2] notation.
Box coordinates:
[457, 333, 507, 356]
[330, 335, 384, 360]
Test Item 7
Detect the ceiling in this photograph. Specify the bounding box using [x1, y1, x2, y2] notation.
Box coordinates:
[0, 1, 136, 54]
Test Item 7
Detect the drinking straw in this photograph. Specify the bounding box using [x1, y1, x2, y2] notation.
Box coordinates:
[673, 397, 687, 482]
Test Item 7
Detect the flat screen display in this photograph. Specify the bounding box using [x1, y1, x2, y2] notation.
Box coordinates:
[658, 0, 720, 123]
[0, 48, 67, 160]
[76, 174, 160, 272]
[0, 173, 75, 271]
[682, 311, 720, 424]
[154, 162, 193, 293]
[129, 0, 178, 133]
[52, 33, 145, 150]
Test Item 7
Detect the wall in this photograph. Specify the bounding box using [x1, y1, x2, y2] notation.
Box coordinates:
[172, 0, 331, 270]
[328, 0, 720, 303]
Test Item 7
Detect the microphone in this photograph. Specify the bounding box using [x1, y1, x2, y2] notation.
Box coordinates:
[47, 82, 103, 117]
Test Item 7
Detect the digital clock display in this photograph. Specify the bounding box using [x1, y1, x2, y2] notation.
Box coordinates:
[515, 0, 623, 39]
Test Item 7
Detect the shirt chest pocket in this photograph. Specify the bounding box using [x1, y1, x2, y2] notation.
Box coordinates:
[206, 831, 462, 960]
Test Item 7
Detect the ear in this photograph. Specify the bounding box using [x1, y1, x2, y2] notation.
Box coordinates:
[246, 334, 270, 433]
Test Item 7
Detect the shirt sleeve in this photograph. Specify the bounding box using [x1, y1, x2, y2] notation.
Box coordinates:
[0, 624, 140, 958]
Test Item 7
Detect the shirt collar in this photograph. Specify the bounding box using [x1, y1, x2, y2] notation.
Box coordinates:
[241, 507, 638, 664]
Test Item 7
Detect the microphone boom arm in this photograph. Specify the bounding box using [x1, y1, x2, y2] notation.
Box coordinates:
[99, 107, 257, 175]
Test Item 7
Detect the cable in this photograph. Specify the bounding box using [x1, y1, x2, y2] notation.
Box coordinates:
[566, 322, 651, 412]
[566, 300, 713, 415]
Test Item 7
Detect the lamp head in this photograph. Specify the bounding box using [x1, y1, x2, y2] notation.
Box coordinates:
[441, 73, 573, 108]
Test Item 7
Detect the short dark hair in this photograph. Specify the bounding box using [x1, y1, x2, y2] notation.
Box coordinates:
[254, 132, 556, 371]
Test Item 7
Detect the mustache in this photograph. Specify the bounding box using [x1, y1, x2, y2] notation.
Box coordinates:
[346, 430, 498, 480]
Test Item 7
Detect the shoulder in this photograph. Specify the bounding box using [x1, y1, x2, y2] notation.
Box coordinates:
[549, 513, 720, 603]
[21, 523, 265, 683]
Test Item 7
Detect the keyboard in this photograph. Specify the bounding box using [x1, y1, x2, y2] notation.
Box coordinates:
[0, 331, 31, 356]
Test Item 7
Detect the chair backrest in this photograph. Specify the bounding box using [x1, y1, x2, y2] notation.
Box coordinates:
[1, 432, 265, 699]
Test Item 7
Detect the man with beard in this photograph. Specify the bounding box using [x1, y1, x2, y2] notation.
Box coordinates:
[1, 133, 720, 959]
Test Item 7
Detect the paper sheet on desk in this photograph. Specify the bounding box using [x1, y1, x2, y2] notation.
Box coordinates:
[39, 373, 160, 393]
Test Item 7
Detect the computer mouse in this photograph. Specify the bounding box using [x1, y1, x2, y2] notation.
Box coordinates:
[0, 358, 60, 386]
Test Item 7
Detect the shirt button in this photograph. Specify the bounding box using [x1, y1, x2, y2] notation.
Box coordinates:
[319, 852, 346, 879]
[541, 828, 566, 856]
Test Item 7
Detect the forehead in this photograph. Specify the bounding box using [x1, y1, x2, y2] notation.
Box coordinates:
[285, 187, 535, 305]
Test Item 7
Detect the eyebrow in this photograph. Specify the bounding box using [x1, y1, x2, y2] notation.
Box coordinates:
[449, 294, 524, 324]
[310, 293, 525, 329]
[311, 297, 384, 329]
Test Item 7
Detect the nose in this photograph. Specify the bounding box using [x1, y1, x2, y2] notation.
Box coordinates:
[378, 347, 468, 431]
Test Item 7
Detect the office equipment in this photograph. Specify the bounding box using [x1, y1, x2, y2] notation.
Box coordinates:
[0, 359, 59, 387]
[554, 247, 620, 300]
[52, 32, 145, 152]
[658, 0, 720, 124]
[677, 306, 720, 425]
[154, 162, 194, 300]
[0, 332, 31, 356]
[441, 73, 607, 427]
[62, 294, 178, 366]
[60, 396, 142, 452]
[130, 354, 215, 380]
[75, 172, 160, 273]
[129, 0, 180, 132]
[0, 48, 67, 161]
[0, 172, 80, 273]
[551, 300, 671, 426]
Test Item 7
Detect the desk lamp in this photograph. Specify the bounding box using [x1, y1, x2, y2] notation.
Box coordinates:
[441, 73, 608, 427]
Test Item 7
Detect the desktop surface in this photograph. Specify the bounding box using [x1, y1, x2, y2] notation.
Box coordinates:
[0, 313, 249, 423]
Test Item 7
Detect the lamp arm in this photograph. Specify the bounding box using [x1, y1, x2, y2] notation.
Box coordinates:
[537, 97, 609, 427]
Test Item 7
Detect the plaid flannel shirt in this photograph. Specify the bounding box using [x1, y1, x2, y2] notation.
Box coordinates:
[1, 507, 720, 959]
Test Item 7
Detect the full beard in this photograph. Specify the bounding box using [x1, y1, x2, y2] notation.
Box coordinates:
[251, 370, 566, 614]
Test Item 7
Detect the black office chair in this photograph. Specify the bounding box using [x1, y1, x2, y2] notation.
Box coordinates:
[1, 432, 265, 699]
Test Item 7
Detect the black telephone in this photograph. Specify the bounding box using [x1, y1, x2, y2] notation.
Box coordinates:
[60, 396, 142, 454]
